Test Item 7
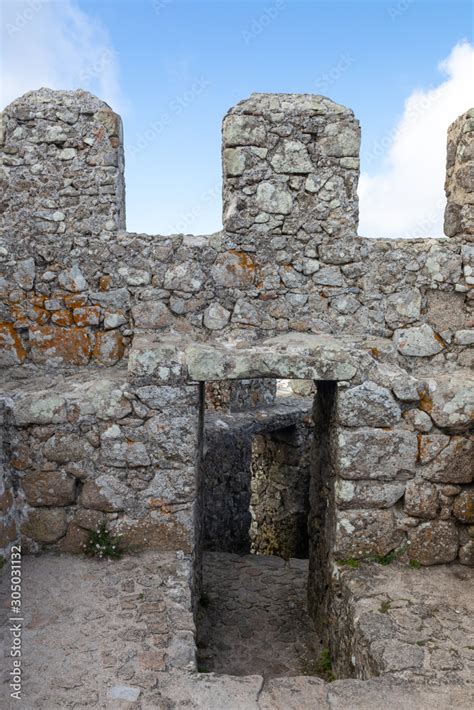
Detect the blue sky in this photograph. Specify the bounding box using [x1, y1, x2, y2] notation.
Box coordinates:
[2, 0, 473, 236]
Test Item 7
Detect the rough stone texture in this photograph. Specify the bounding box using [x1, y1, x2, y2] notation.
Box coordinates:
[0, 552, 195, 709]
[334, 509, 405, 558]
[202, 397, 312, 555]
[337, 382, 401, 427]
[337, 427, 418, 481]
[250, 421, 312, 559]
[205, 378, 276, 413]
[444, 109, 474, 238]
[404, 480, 439, 519]
[1, 89, 472, 372]
[453, 487, 474, 523]
[0, 88, 473, 705]
[222, 93, 360, 239]
[328, 561, 474, 688]
[197, 552, 322, 678]
[0, 401, 20, 561]
[0, 371, 200, 555]
[421, 373, 474, 431]
[1, 552, 472, 709]
[408, 520, 459, 565]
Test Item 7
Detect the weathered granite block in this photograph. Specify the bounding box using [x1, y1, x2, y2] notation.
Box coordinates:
[444, 109, 474, 238]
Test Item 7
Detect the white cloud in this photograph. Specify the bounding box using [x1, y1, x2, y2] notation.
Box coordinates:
[1, 0, 122, 111]
[358, 41, 474, 239]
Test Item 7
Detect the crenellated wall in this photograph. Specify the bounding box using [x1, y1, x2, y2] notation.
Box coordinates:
[0, 91, 472, 371]
[0, 88, 472, 574]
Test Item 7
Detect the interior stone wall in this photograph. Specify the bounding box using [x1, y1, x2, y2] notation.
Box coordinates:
[201, 397, 313, 555]
[250, 422, 312, 559]
[0, 400, 19, 563]
[205, 378, 276, 412]
[0, 374, 201, 557]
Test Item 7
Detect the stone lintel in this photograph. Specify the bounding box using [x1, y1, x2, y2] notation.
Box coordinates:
[127, 332, 396, 384]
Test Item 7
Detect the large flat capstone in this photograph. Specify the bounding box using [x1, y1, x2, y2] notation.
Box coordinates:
[128, 333, 394, 384]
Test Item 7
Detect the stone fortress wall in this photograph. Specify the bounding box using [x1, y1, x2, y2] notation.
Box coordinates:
[0, 89, 472, 590]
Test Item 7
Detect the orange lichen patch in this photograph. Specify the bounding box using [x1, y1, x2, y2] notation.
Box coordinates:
[10, 304, 29, 328]
[31, 306, 50, 325]
[419, 387, 433, 414]
[229, 249, 257, 272]
[148, 498, 172, 513]
[10, 457, 29, 471]
[93, 125, 106, 142]
[293, 321, 311, 332]
[51, 309, 74, 326]
[29, 325, 92, 365]
[93, 330, 124, 366]
[370, 347, 381, 359]
[31, 295, 46, 307]
[73, 306, 101, 327]
[95, 108, 121, 136]
[64, 294, 88, 309]
[0, 322, 27, 364]
[99, 274, 112, 291]
[433, 331, 447, 348]
[10, 302, 49, 327]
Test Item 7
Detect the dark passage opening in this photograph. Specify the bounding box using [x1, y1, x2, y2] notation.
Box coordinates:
[196, 378, 336, 679]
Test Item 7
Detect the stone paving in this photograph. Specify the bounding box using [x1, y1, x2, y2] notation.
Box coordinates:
[331, 560, 474, 683]
[0, 551, 196, 709]
[197, 551, 323, 678]
[1, 551, 473, 708]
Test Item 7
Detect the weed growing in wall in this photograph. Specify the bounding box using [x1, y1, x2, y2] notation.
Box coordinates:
[83, 523, 123, 560]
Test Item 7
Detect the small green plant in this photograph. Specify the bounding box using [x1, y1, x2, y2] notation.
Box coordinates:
[83, 523, 123, 560]
[338, 558, 360, 569]
[409, 559, 422, 569]
[313, 648, 335, 682]
[379, 600, 391, 614]
[416, 640, 427, 646]
[372, 550, 398, 566]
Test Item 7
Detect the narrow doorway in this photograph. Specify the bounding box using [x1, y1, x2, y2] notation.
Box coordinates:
[196, 379, 327, 678]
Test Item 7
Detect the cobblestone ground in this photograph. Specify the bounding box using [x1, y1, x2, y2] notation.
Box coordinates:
[0, 552, 195, 709]
[334, 561, 474, 683]
[1, 552, 473, 709]
[197, 551, 323, 678]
